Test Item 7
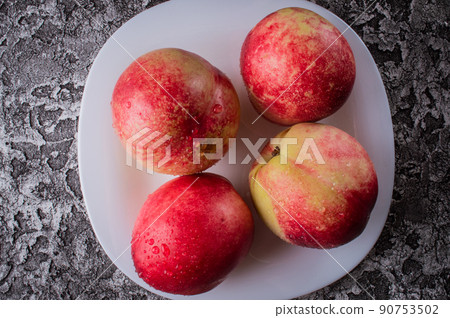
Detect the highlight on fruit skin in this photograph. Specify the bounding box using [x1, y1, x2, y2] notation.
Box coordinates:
[249, 123, 378, 249]
[131, 173, 254, 295]
[240, 7, 356, 125]
[111, 48, 241, 175]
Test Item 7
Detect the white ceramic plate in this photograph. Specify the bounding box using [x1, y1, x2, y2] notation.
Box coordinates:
[78, 0, 395, 299]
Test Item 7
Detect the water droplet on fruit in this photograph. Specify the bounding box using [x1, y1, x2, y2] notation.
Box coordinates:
[143, 250, 147, 254]
[191, 127, 199, 135]
[213, 104, 223, 114]
[338, 212, 345, 218]
[181, 251, 187, 257]
[149, 238, 154, 245]
[162, 244, 170, 257]
[152, 246, 160, 254]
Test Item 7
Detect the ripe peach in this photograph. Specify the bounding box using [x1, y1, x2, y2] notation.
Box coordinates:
[131, 173, 254, 295]
[112, 48, 240, 175]
[241, 7, 356, 125]
[249, 123, 378, 248]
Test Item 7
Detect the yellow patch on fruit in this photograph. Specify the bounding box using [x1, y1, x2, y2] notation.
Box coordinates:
[249, 166, 284, 239]
[273, 155, 346, 228]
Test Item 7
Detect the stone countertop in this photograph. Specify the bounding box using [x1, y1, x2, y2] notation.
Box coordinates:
[0, 0, 448, 300]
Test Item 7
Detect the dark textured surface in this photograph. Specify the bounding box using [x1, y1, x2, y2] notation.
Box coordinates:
[0, 0, 448, 300]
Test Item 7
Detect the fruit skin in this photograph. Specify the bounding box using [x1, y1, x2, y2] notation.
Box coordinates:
[112, 48, 240, 175]
[249, 123, 378, 248]
[131, 173, 254, 295]
[240, 7, 356, 125]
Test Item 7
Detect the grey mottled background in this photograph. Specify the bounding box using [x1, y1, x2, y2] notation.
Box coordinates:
[0, 0, 448, 299]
